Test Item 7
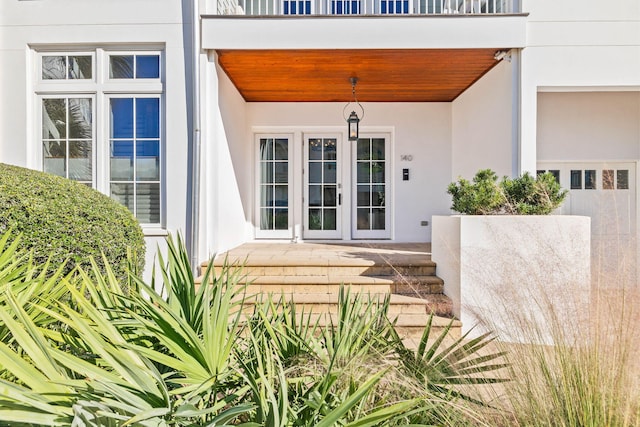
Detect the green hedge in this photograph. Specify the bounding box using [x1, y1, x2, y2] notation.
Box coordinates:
[0, 163, 145, 280]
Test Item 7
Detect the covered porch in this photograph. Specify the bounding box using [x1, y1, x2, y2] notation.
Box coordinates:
[198, 12, 527, 255]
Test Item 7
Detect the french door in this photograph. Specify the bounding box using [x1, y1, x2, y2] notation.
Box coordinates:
[303, 135, 342, 239]
[255, 132, 390, 240]
[255, 135, 293, 239]
[352, 136, 390, 239]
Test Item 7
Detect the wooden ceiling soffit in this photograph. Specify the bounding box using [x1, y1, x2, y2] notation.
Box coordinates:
[216, 48, 502, 102]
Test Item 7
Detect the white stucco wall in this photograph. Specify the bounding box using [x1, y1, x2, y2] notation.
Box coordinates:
[432, 215, 591, 343]
[244, 102, 452, 242]
[519, 0, 640, 173]
[0, 0, 194, 279]
[202, 60, 251, 256]
[451, 60, 514, 180]
[537, 92, 640, 162]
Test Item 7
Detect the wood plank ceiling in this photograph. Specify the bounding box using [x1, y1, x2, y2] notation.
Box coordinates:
[216, 48, 501, 102]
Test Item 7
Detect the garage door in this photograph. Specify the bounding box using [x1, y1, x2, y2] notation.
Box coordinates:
[538, 162, 637, 286]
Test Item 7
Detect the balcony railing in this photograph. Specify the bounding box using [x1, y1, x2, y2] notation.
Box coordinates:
[220, 0, 515, 16]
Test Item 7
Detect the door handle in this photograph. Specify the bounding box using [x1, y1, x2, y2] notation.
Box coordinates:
[338, 193, 342, 205]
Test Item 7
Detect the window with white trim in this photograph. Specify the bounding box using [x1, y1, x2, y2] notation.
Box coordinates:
[36, 49, 163, 225]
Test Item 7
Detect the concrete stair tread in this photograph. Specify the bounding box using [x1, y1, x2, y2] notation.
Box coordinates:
[206, 257, 436, 269]
[235, 311, 460, 328]
[237, 274, 443, 285]
[240, 292, 432, 305]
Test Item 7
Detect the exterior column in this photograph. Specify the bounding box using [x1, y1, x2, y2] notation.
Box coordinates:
[519, 48, 538, 175]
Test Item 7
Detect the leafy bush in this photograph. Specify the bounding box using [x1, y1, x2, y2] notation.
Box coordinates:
[0, 163, 144, 281]
[448, 169, 567, 215]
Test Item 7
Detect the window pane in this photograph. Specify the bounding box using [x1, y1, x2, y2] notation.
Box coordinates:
[323, 162, 336, 183]
[274, 162, 288, 183]
[617, 170, 629, 190]
[136, 140, 160, 180]
[136, 183, 160, 223]
[371, 162, 385, 183]
[260, 185, 273, 207]
[357, 185, 370, 206]
[110, 98, 134, 138]
[323, 138, 337, 160]
[323, 185, 337, 207]
[309, 138, 322, 160]
[136, 98, 160, 138]
[68, 98, 92, 139]
[260, 162, 273, 184]
[110, 55, 134, 78]
[274, 138, 288, 160]
[309, 185, 322, 207]
[309, 162, 322, 183]
[42, 56, 66, 79]
[357, 162, 370, 183]
[42, 98, 66, 139]
[274, 209, 288, 230]
[357, 139, 370, 160]
[372, 185, 385, 206]
[570, 170, 582, 189]
[323, 209, 336, 230]
[309, 209, 322, 230]
[260, 138, 273, 161]
[357, 208, 369, 230]
[371, 138, 385, 160]
[549, 170, 560, 184]
[110, 141, 134, 180]
[43, 141, 66, 177]
[68, 56, 92, 79]
[110, 183, 134, 214]
[68, 141, 92, 182]
[372, 208, 385, 230]
[135, 55, 160, 78]
[274, 185, 288, 206]
[260, 208, 273, 230]
[603, 170, 614, 190]
[585, 170, 596, 190]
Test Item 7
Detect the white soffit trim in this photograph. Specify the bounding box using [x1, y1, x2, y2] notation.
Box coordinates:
[201, 16, 527, 50]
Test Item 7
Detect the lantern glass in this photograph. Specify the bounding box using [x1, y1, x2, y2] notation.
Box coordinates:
[348, 111, 359, 141]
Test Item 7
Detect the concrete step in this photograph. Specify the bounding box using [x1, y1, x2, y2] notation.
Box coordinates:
[205, 259, 437, 277]
[230, 290, 453, 319]
[196, 274, 443, 294]
[232, 293, 461, 340]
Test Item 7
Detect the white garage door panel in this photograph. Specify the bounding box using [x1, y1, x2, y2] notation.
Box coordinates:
[538, 162, 637, 286]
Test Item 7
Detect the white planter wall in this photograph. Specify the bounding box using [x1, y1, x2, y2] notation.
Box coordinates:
[432, 215, 591, 344]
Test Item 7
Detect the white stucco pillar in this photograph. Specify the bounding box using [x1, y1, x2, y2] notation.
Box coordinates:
[519, 48, 538, 175]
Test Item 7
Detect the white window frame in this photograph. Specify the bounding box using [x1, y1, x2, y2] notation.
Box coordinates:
[33, 47, 165, 227]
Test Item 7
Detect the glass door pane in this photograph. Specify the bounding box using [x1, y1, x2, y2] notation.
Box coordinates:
[304, 136, 341, 239]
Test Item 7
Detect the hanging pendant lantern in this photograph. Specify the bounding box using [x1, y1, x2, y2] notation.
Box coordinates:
[343, 77, 364, 141]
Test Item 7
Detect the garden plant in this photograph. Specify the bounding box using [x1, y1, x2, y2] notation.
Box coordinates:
[447, 169, 567, 215]
[0, 232, 507, 426]
[0, 163, 145, 282]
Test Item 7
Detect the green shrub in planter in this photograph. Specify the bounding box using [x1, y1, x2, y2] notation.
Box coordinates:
[448, 169, 567, 215]
[0, 163, 145, 280]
